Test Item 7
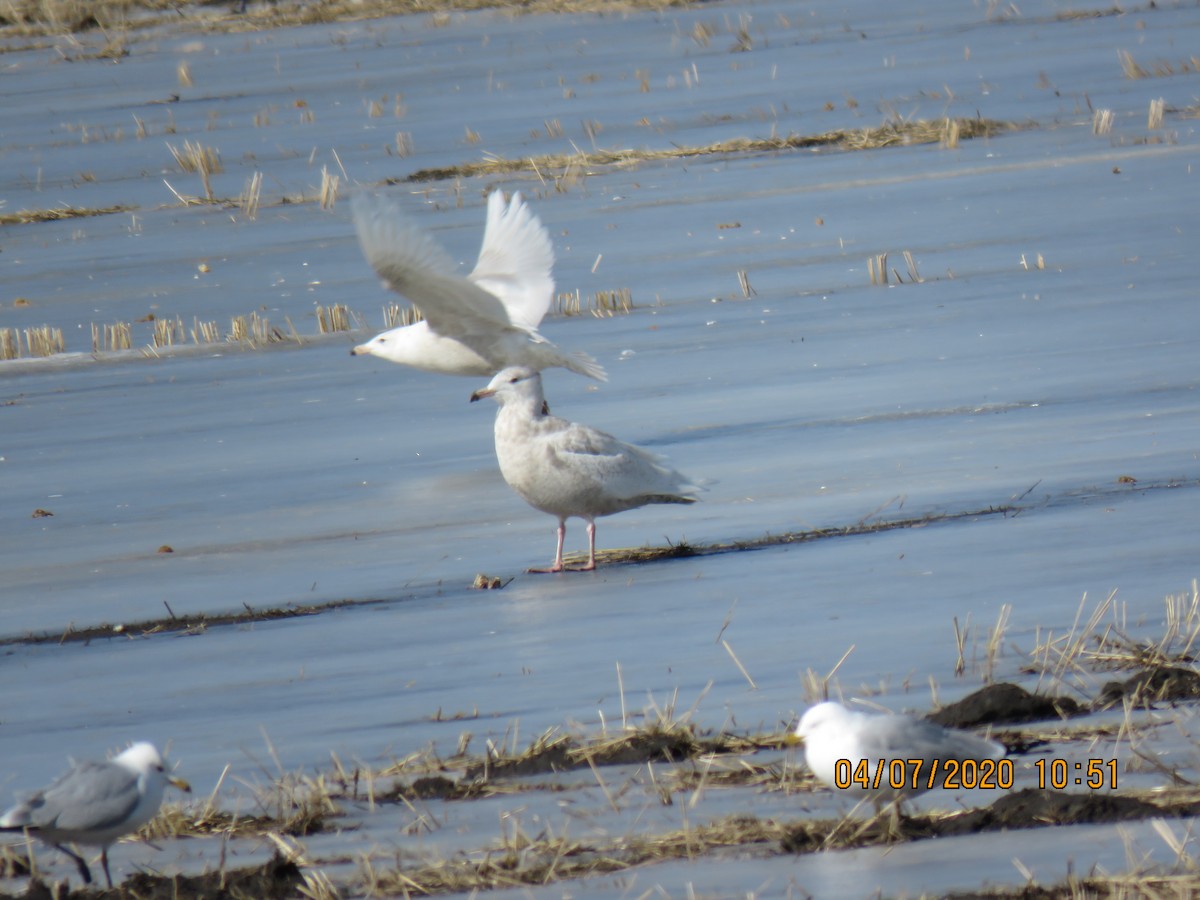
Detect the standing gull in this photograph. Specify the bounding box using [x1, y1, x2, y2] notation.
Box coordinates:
[793, 701, 1005, 811]
[471, 366, 698, 572]
[0, 742, 191, 887]
[351, 190, 605, 380]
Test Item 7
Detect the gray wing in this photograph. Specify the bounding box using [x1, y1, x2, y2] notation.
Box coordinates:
[553, 422, 696, 501]
[864, 716, 1003, 761]
[354, 192, 607, 381]
[21, 761, 141, 833]
[352, 192, 528, 342]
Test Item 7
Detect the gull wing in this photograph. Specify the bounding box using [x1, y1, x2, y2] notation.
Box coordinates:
[467, 190, 555, 334]
[860, 716, 1003, 762]
[354, 191, 606, 381]
[352, 192, 525, 342]
[551, 422, 695, 501]
[21, 761, 140, 834]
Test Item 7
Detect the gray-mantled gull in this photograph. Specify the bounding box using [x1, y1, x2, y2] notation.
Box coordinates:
[792, 701, 1005, 812]
[0, 742, 191, 887]
[470, 366, 698, 572]
[351, 190, 606, 381]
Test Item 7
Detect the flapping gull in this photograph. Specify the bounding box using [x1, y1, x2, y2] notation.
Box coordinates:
[351, 190, 605, 380]
[793, 701, 1005, 809]
[0, 742, 191, 887]
[471, 366, 698, 572]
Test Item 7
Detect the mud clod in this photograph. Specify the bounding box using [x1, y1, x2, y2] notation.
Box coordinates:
[121, 855, 303, 899]
[394, 774, 477, 801]
[929, 683, 1083, 728]
[1096, 666, 1200, 710]
[945, 788, 1162, 834]
[4, 856, 303, 900]
[465, 741, 573, 779]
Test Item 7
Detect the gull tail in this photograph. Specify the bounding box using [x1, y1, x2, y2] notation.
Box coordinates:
[523, 338, 607, 381]
[562, 349, 608, 382]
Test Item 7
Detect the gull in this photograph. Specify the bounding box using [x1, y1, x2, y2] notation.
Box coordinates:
[470, 366, 698, 572]
[0, 742, 191, 887]
[793, 701, 1005, 813]
[351, 190, 605, 380]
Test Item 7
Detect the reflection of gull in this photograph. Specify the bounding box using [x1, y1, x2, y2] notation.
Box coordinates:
[0, 742, 191, 887]
[794, 701, 1005, 809]
[351, 190, 605, 380]
[471, 366, 698, 572]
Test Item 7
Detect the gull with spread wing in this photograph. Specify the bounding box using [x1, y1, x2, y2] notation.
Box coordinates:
[351, 190, 605, 380]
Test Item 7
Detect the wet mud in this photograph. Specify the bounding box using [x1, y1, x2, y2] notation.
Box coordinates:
[1097, 666, 1200, 710]
[930, 683, 1084, 729]
[5, 857, 301, 900]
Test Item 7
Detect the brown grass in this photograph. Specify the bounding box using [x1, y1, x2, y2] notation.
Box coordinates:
[0, 203, 135, 225]
[1026, 582, 1200, 688]
[315, 303, 353, 334]
[382, 302, 422, 328]
[91, 321, 131, 352]
[0, 329, 19, 361]
[0, 0, 712, 46]
[398, 118, 1021, 183]
[570, 500, 1023, 568]
[361, 814, 790, 895]
[0, 596, 378, 647]
[358, 780, 1200, 896]
[552, 287, 634, 317]
[1119, 49, 1200, 80]
[0, 300, 355, 361]
[240, 171, 264, 220]
[167, 140, 223, 200]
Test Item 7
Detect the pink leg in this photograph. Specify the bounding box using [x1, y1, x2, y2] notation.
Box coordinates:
[578, 519, 597, 571]
[528, 519, 567, 573]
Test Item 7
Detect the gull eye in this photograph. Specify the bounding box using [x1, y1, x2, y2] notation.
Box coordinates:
[509, 375, 520, 383]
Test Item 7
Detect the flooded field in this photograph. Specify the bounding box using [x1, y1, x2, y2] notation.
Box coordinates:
[2, 0, 1199, 895]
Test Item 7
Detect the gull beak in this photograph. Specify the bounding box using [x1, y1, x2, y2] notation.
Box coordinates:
[350, 343, 369, 356]
[168, 776, 192, 793]
[784, 733, 804, 747]
[469, 388, 495, 403]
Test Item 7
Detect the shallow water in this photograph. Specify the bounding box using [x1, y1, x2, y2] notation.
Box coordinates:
[2, 0, 1199, 895]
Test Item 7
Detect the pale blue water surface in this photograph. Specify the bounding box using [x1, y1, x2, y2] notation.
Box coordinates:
[2, 0, 1198, 894]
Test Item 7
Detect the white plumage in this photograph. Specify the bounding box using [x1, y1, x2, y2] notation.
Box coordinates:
[351, 190, 605, 380]
[795, 701, 1005, 808]
[471, 366, 698, 572]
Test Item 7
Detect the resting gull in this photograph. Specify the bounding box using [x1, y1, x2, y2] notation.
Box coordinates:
[793, 701, 1005, 811]
[471, 366, 698, 572]
[351, 190, 605, 380]
[0, 741, 191, 887]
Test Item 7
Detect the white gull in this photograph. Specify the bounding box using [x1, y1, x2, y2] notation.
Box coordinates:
[351, 190, 605, 380]
[794, 701, 1005, 810]
[471, 366, 698, 572]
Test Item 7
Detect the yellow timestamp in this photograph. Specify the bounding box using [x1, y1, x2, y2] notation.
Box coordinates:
[834, 757, 1014, 791]
[1034, 758, 1118, 790]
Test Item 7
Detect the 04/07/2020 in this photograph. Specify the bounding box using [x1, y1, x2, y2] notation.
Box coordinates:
[834, 757, 1013, 791]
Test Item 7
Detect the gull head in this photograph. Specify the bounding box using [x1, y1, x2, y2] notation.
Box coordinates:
[350, 329, 396, 359]
[470, 366, 543, 405]
[116, 742, 192, 793]
[794, 701, 852, 744]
